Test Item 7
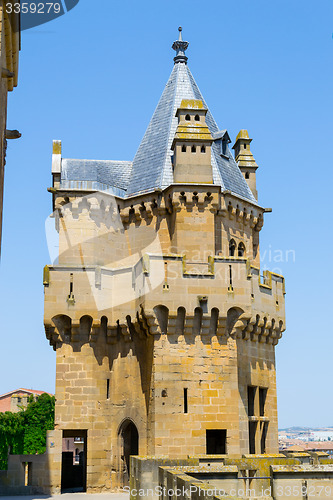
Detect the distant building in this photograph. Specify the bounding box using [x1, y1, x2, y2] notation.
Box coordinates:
[0, 388, 53, 413]
[306, 442, 333, 456]
[62, 436, 85, 464]
[0, 0, 21, 255]
[284, 442, 333, 457]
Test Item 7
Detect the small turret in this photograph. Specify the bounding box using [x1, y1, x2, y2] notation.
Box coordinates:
[232, 130, 258, 200]
[171, 99, 213, 184]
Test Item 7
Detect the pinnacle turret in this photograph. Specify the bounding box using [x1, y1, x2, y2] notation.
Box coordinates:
[172, 27, 189, 64]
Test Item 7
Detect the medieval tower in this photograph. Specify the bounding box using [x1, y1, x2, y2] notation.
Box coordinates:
[43, 29, 286, 493]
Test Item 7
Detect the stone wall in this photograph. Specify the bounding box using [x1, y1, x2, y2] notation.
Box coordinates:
[0, 0, 19, 254]
[130, 455, 333, 500]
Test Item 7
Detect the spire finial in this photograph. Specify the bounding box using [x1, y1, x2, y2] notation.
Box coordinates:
[172, 27, 189, 65]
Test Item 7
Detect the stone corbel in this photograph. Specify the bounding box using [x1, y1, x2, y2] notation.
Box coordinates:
[250, 215, 258, 229]
[232, 316, 250, 339]
[54, 196, 67, 211]
[228, 204, 236, 220]
[120, 207, 130, 224]
[197, 192, 206, 207]
[236, 208, 243, 223]
[145, 314, 160, 335]
[157, 198, 168, 215]
[216, 317, 227, 336]
[90, 320, 100, 343]
[71, 199, 81, 218]
[138, 306, 150, 336]
[251, 316, 263, 342]
[167, 316, 177, 335]
[45, 324, 61, 349]
[182, 191, 194, 208]
[140, 201, 153, 219]
[133, 320, 146, 339]
[119, 323, 131, 342]
[107, 326, 118, 345]
[133, 205, 142, 221]
[218, 196, 227, 217]
[44, 324, 54, 342]
[88, 197, 100, 218]
[170, 194, 181, 212]
[259, 318, 271, 343]
[243, 321, 253, 341]
[71, 319, 80, 343]
[145, 205, 154, 218]
[184, 316, 194, 335]
[201, 316, 210, 335]
[255, 213, 264, 232]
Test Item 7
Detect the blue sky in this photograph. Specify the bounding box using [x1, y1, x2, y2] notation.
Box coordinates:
[0, 0, 332, 428]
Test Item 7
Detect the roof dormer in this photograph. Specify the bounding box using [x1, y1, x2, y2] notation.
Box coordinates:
[171, 99, 213, 184]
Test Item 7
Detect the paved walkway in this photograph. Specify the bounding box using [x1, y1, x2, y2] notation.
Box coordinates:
[2, 494, 130, 500]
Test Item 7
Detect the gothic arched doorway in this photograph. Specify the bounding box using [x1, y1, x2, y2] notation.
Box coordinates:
[119, 420, 139, 485]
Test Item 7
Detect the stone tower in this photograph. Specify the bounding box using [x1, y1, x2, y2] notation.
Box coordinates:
[44, 28, 286, 493]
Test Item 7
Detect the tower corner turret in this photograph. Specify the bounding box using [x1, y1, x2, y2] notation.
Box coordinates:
[233, 129, 258, 200]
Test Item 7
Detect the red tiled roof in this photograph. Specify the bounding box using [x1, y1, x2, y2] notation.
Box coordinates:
[0, 388, 53, 399]
[283, 442, 333, 452]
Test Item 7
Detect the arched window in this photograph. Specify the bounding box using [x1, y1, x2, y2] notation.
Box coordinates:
[245, 172, 250, 179]
[191, 145, 196, 153]
[195, 114, 200, 121]
[229, 239, 236, 257]
[182, 145, 186, 153]
[185, 114, 191, 121]
[201, 145, 206, 153]
[238, 242, 245, 257]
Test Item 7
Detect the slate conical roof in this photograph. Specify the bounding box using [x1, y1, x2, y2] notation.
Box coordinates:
[60, 29, 257, 204]
[126, 29, 257, 204]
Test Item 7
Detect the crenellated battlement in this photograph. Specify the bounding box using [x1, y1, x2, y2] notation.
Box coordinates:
[44, 254, 285, 350]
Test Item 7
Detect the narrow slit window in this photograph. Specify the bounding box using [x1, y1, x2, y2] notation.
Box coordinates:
[261, 422, 268, 453]
[195, 114, 200, 121]
[184, 388, 188, 413]
[106, 379, 110, 399]
[201, 145, 206, 153]
[249, 421, 257, 454]
[247, 386, 256, 416]
[182, 145, 186, 153]
[191, 145, 196, 153]
[259, 388, 267, 416]
[24, 462, 32, 486]
[245, 172, 250, 179]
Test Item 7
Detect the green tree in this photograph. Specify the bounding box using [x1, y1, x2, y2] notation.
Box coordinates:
[0, 393, 54, 469]
[22, 393, 55, 455]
